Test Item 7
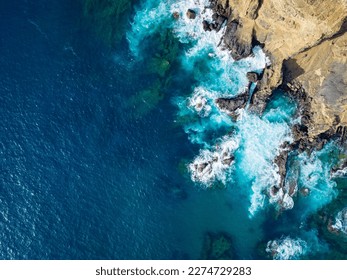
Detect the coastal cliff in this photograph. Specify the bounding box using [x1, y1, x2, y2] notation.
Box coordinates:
[217, 0, 347, 140]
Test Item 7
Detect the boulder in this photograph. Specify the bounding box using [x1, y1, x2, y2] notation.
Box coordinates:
[215, 91, 249, 120]
[202, 20, 211, 31]
[186, 9, 196, 19]
[247, 72, 259, 83]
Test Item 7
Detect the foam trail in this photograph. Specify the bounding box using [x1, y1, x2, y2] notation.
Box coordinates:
[266, 236, 307, 260]
[295, 142, 338, 215]
[331, 167, 347, 178]
[331, 207, 347, 234]
[127, 1, 172, 57]
[236, 109, 293, 216]
[189, 135, 240, 186]
[175, 87, 234, 147]
[128, 0, 304, 217]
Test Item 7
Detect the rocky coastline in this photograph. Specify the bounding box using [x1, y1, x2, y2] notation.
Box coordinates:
[184, 0, 347, 210]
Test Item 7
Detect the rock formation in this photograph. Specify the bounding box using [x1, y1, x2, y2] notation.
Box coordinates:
[186, 9, 196, 19]
[216, 0, 347, 141]
[210, 0, 347, 202]
[215, 91, 249, 120]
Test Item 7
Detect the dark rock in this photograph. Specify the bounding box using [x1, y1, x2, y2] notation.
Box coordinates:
[197, 162, 209, 173]
[186, 9, 196, 19]
[201, 232, 235, 260]
[247, 72, 259, 83]
[202, 20, 211, 31]
[248, 90, 270, 115]
[223, 20, 252, 60]
[274, 148, 289, 189]
[172, 11, 180, 20]
[215, 4, 226, 16]
[216, 15, 227, 30]
[212, 13, 219, 21]
[210, 22, 218, 30]
[215, 91, 249, 120]
[300, 187, 310, 197]
[222, 155, 235, 166]
[336, 125, 347, 143]
[292, 124, 308, 141]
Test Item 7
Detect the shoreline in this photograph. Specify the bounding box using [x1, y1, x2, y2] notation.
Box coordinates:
[211, 0, 346, 139]
[205, 0, 347, 212]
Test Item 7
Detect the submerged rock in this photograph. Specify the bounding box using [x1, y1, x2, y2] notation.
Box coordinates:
[172, 11, 180, 20]
[300, 187, 310, 197]
[201, 232, 235, 260]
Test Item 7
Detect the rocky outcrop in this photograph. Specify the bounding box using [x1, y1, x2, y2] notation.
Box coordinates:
[216, 0, 347, 140]
[186, 9, 196, 19]
[215, 91, 249, 120]
[223, 19, 253, 60]
[201, 232, 235, 259]
[283, 33, 347, 140]
[246, 72, 259, 83]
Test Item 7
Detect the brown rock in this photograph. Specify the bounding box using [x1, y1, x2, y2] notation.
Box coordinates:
[172, 12, 180, 20]
[186, 9, 196, 19]
[219, 0, 347, 140]
[223, 19, 253, 60]
[246, 72, 259, 83]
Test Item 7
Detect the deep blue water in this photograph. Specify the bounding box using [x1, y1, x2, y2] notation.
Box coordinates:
[1, 0, 184, 259]
[0, 0, 252, 259]
[1, 0, 346, 260]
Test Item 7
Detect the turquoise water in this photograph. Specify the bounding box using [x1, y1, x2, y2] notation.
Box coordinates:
[127, 0, 347, 259]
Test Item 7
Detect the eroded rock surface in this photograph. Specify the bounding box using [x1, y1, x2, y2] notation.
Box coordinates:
[216, 0, 347, 140]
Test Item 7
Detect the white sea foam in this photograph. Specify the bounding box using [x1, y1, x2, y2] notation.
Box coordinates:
[129, 0, 268, 92]
[236, 109, 293, 216]
[331, 207, 347, 234]
[127, 1, 172, 56]
[331, 166, 347, 178]
[128, 0, 306, 216]
[187, 87, 218, 117]
[266, 236, 307, 260]
[268, 157, 298, 212]
[189, 135, 240, 186]
[296, 145, 337, 214]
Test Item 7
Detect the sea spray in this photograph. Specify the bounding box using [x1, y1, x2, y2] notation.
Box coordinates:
[235, 108, 293, 216]
[265, 229, 329, 260]
[331, 207, 347, 234]
[127, 0, 338, 219]
[266, 236, 307, 260]
[174, 87, 234, 147]
[130, 0, 292, 215]
[294, 142, 338, 216]
[189, 134, 240, 186]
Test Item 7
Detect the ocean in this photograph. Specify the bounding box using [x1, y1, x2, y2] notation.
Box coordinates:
[0, 0, 346, 259]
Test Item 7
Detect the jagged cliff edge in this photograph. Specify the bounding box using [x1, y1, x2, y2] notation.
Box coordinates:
[215, 0, 347, 144]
